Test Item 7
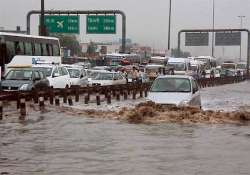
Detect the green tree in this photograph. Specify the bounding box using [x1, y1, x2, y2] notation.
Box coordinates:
[52, 34, 82, 56]
[87, 41, 97, 55]
[171, 48, 191, 58]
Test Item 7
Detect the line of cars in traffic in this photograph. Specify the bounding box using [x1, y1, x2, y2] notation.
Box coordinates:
[1, 58, 244, 109]
[0, 62, 132, 91]
[0, 62, 202, 109]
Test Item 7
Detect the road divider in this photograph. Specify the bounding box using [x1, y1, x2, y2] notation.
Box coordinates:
[0, 76, 246, 120]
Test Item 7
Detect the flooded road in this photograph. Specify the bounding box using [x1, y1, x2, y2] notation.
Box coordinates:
[1, 111, 250, 175]
[1, 82, 250, 175]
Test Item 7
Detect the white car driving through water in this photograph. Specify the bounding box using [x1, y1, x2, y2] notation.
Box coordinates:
[148, 75, 201, 108]
[33, 64, 71, 89]
[63, 65, 88, 87]
[88, 71, 127, 86]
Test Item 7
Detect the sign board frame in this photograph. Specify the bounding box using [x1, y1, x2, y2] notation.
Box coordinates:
[185, 32, 209, 46]
[44, 15, 80, 34]
[215, 32, 241, 46]
[86, 15, 116, 34]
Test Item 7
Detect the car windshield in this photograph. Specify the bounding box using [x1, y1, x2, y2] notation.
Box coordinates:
[168, 63, 185, 71]
[151, 78, 191, 92]
[221, 64, 236, 70]
[34, 67, 52, 77]
[88, 72, 99, 78]
[236, 64, 246, 69]
[190, 65, 198, 71]
[68, 69, 81, 78]
[93, 73, 113, 80]
[5, 70, 32, 80]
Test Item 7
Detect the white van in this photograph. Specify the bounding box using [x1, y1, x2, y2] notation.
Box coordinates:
[167, 57, 191, 75]
[148, 75, 201, 108]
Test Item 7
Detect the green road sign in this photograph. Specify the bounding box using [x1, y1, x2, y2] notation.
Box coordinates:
[87, 15, 116, 34]
[44, 15, 79, 34]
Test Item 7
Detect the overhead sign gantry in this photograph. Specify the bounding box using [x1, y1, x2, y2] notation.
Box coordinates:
[177, 28, 250, 78]
[26, 10, 126, 53]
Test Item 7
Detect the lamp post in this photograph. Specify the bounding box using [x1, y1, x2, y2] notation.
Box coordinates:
[211, 0, 215, 57]
[40, 0, 46, 36]
[238, 15, 245, 62]
[167, 0, 172, 52]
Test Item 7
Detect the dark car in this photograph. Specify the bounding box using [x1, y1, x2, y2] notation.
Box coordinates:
[1, 68, 50, 91]
[220, 69, 235, 78]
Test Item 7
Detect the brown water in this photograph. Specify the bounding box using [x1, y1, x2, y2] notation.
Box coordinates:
[1, 110, 250, 175]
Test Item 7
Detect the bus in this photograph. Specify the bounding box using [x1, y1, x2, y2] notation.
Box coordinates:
[0, 32, 61, 76]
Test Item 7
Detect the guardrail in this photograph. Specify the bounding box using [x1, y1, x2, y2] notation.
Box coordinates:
[0, 76, 246, 120]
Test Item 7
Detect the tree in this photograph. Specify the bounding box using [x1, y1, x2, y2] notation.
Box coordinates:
[171, 48, 191, 58]
[52, 34, 82, 56]
[87, 41, 97, 55]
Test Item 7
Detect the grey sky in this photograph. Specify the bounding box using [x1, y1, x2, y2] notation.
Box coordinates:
[1, 0, 250, 59]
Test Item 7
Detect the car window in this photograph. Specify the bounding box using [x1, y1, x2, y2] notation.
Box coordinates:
[93, 73, 113, 80]
[5, 70, 32, 80]
[151, 78, 191, 92]
[38, 71, 45, 79]
[52, 67, 59, 77]
[34, 71, 40, 80]
[82, 70, 86, 77]
[113, 74, 119, 80]
[61, 67, 69, 76]
[192, 79, 198, 91]
[58, 67, 63, 76]
[68, 69, 80, 78]
[33, 67, 52, 77]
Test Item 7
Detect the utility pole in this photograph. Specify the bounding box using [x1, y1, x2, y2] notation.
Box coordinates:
[167, 0, 172, 52]
[211, 0, 215, 57]
[40, 0, 46, 36]
[238, 15, 245, 62]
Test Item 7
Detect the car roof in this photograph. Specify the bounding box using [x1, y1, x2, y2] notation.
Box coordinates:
[156, 75, 193, 80]
[33, 64, 55, 68]
[63, 64, 83, 69]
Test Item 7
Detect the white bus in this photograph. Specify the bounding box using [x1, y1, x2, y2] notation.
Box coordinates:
[0, 32, 61, 76]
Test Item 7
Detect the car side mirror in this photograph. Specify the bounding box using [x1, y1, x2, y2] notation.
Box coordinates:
[193, 88, 198, 94]
[53, 73, 60, 77]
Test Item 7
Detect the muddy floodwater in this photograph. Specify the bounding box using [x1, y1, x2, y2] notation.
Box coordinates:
[1, 111, 250, 175]
[1, 82, 250, 175]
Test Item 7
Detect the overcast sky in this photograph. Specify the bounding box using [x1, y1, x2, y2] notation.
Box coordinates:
[1, 0, 250, 59]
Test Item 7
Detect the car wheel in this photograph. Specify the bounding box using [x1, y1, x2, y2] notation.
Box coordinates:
[65, 85, 69, 89]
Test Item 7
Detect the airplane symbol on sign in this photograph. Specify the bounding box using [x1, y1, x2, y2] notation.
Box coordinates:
[57, 21, 64, 28]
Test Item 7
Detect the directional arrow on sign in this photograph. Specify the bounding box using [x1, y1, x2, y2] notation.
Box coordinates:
[57, 21, 64, 28]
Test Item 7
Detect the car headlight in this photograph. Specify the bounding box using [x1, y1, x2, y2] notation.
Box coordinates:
[19, 84, 30, 91]
[179, 100, 190, 106]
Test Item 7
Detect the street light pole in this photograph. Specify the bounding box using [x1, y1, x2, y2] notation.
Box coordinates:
[167, 0, 172, 52]
[40, 0, 46, 36]
[238, 15, 245, 62]
[211, 0, 215, 57]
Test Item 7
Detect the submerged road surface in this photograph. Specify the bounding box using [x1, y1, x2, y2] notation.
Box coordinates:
[1, 81, 250, 175]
